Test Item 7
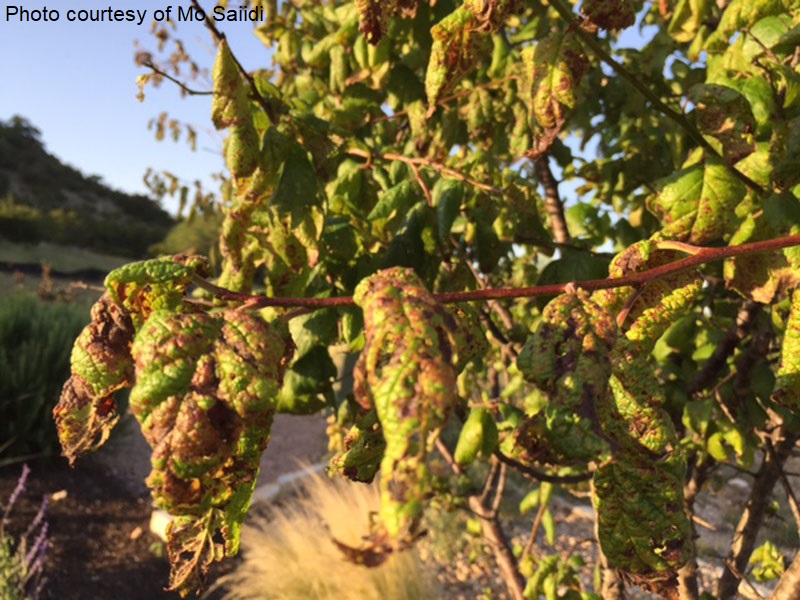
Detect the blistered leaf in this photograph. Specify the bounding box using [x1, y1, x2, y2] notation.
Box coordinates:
[522, 30, 588, 158]
[581, 0, 641, 30]
[355, 0, 418, 45]
[349, 267, 462, 555]
[593, 459, 691, 588]
[647, 157, 747, 244]
[515, 290, 615, 465]
[53, 293, 135, 464]
[104, 255, 209, 328]
[690, 83, 756, 163]
[426, 8, 483, 108]
[724, 196, 800, 303]
[130, 309, 293, 597]
[772, 289, 800, 410]
[330, 409, 386, 483]
[212, 39, 260, 179]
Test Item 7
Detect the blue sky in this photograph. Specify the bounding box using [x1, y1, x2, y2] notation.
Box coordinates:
[0, 0, 267, 214]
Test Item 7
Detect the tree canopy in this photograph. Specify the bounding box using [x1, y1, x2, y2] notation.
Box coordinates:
[53, 1, 800, 598]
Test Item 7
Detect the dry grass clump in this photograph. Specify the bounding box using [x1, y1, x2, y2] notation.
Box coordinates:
[211, 469, 438, 600]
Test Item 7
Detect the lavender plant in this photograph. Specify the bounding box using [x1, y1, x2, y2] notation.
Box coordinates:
[0, 465, 48, 600]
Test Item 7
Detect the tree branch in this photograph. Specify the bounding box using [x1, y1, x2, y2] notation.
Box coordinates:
[192, 233, 800, 309]
[717, 427, 799, 598]
[534, 156, 571, 245]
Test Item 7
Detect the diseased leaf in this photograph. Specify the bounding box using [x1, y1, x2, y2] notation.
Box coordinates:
[355, 0, 418, 45]
[724, 195, 800, 303]
[129, 310, 293, 597]
[522, 30, 588, 158]
[104, 255, 209, 328]
[593, 458, 691, 586]
[53, 293, 135, 464]
[690, 84, 756, 163]
[647, 157, 747, 244]
[581, 0, 641, 30]
[515, 290, 615, 466]
[772, 289, 800, 410]
[346, 267, 463, 558]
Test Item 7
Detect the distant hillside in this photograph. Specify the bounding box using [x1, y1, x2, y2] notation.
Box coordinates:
[0, 115, 173, 258]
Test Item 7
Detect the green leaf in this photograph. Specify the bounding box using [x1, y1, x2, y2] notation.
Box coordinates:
[432, 178, 463, 244]
[522, 30, 589, 157]
[689, 84, 756, 163]
[668, 0, 710, 43]
[271, 143, 321, 228]
[648, 157, 747, 244]
[772, 289, 800, 411]
[349, 267, 463, 554]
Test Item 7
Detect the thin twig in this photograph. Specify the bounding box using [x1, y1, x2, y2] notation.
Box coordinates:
[141, 60, 214, 96]
[347, 147, 502, 196]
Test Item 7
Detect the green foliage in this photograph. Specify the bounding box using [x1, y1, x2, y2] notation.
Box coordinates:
[58, 0, 800, 597]
[0, 293, 88, 461]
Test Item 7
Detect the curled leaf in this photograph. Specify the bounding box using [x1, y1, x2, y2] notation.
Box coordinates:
[516, 289, 616, 465]
[355, 0, 419, 45]
[349, 267, 461, 557]
[522, 30, 589, 158]
[581, 0, 641, 30]
[104, 255, 209, 328]
[53, 293, 135, 465]
[772, 289, 800, 410]
[130, 309, 293, 596]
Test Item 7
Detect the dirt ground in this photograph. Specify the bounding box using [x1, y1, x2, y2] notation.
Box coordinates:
[0, 412, 330, 600]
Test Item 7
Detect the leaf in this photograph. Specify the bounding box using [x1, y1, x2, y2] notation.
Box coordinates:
[425, 8, 483, 108]
[454, 406, 496, 466]
[593, 459, 691, 581]
[647, 157, 747, 244]
[53, 293, 135, 465]
[211, 39, 260, 178]
[580, 0, 641, 30]
[522, 30, 588, 158]
[772, 289, 800, 411]
[355, 0, 418, 45]
[704, 0, 787, 52]
[129, 310, 293, 597]
[668, 0, 710, 43]
[349, 267, 462, 555]
[724, 196, 800, 303]
[515, 290, 615, 465]
[689, 84, 756, 163]
[104, 255, 209, 328]
[271, 143, 322, 229]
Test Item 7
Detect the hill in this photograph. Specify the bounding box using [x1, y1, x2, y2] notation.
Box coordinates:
[0, 115, 173, 258]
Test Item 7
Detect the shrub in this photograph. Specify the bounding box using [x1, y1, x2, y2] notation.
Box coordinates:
[0, 293, 89, 462]
[0, 465, 48, 600]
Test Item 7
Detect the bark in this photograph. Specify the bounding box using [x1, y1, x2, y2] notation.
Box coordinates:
[717, 430, 798, 598]
[770, 549, 800, 600]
